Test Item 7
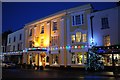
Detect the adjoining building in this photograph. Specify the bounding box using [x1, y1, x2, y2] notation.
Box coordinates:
[65, 4, 92, 67]
[5, 28, 25, 64]
[87, 6, 120, 66]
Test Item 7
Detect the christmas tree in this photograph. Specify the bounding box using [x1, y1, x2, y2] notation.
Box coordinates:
[85, 48, 104, 71]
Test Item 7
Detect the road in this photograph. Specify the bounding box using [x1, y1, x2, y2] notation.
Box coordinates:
[2, 68, 120, 80]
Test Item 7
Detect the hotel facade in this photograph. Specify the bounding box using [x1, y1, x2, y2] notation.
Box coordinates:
[23, 4, 93, 67]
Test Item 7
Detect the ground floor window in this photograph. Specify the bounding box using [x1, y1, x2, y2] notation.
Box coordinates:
[71, 53, 75, 64]
[71, 52, 87, 65]
[52, 54, 59, 64]
[46, 56, 49, 63]
[100, 54, 120, 66]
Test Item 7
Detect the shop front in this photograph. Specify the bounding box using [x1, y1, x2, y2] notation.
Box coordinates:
[71, 52, 87, 65]
[94, 45, 120, 66]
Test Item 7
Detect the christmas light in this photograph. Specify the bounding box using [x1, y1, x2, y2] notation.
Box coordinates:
[52, 48, 54, 50]
[75, 46, 77, 49]
[56, 47, 58, 50]
[81, 45, 84, 49]
[60, 47, 62, 49]
[72, 46, 74, 49]
[116, 46, 118, 48]
[78, 46, 81, 49]
[85, 45, 87, 48]
[63, 46, 65, 49]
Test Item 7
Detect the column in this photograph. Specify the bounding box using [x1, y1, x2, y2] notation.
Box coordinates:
[27, 53, 30, 64]
[38, 53, 39, 66]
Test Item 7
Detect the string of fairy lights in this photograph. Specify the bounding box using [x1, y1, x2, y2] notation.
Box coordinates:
[27, 45, 88, 51]
[3, 45, 120, 54]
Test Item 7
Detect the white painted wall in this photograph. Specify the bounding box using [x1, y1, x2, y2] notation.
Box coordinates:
[7, 28, 25, 51]
[88, 7, 119, 46]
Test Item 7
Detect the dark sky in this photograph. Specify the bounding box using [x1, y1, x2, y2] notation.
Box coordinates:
[2, 2, 117, 32]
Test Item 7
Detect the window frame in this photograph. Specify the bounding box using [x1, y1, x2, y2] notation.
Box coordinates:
[72, 14, 84, 26]
[52, 22, 57, 31]
[101, 17, 109, 29]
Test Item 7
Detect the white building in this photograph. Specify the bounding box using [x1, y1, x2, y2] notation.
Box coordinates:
[88, 6, 120, 66]
[5, 28, 25, 64]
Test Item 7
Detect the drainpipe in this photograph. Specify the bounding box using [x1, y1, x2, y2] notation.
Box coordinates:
[90, 16, 94, 42]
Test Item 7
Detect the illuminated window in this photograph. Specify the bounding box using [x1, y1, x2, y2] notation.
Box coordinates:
[72, 14, 84, 26]
[76, 32, 82, 42]
[53, 22, 57, 31]
[51, 36, 58, 46]
[101, 17, 109, 29]
[82, 34, 87, 42]
[104, 35, 110, 46]
[71, 35, 75, 43]
[41, 39, 44, 46]
[29, 29, 32, 36]
[71, 53, 75, 64]
[41, 26, 44, 34]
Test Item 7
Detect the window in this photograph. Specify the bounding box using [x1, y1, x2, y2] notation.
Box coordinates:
[29, 41, 33, 48]
[29, 29, 32, 36]
[71, 53, 75, 64]
[104, 35, 110, 46]
[9, 38, 11, 43]
[76, 32, 82, 42]
[72, 14, 84, 26]
[19, 34, 22, 40]
[53, 22, 57, 31]
[71, 35, 75, 43]
[82, 34, 87, 42]
[13, 45, 15, 51]
[51, 36, 58, 46]
[13, 37, 16, 42]
[52, 54, 59, 64]
[75, 15, 81, 25]
[41, 39, 44, 46]
[101, 17, 109, 29]
[41, 26, 44, 34]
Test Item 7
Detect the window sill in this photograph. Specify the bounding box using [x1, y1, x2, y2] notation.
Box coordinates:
[72, 24, 84, 27]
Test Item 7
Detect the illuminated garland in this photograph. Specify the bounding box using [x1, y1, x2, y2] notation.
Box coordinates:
[27, 45, 88, 51]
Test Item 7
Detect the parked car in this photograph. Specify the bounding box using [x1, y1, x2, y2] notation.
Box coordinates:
[1, 61, 16, 68]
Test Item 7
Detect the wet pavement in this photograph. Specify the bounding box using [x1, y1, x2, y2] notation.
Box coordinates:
[2, 68, 120, 80]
